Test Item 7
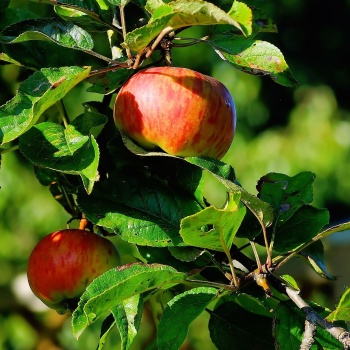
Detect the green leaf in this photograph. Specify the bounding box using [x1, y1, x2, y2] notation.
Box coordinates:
[124, 0, 242, 53]
[180, 192, 246, 251]
[209, 299, 274, 349]
[186, 156, 274, 228]
[209, 35, 298, 87]
[97, 314, 116, 350]
[0, 18, 94, 50]
[228, 1, 252, 36]
[72, 263, 187, 338]
[157, 287, 217, 350]
[327, 288, 350, 322]
[319, 221, 350, 239]
[86, 69, 133, 94]
[298, 240, 336, 280]
[272, 205, 329, 253]
[257, 171, 316, 224]
[0, 66, 90, 144]
[77, 167, 203, 246]
[112, 294, 143, 350]
[19, 111, 107, 193]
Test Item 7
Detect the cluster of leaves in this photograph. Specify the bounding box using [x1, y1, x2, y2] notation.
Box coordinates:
[1, 0, 350, 349]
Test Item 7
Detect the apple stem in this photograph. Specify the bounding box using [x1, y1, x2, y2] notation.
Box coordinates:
[79, 216, 89, 231]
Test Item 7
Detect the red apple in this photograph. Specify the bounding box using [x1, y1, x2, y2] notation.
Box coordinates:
[113, 66, 236, 159]
[27, 229, 121, 314]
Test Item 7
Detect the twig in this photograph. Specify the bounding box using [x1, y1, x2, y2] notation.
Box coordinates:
[284, 284, 350, 349]
[300, 320, 316, 349]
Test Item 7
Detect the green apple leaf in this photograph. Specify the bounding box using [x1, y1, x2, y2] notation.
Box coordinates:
[186, 157, 274, 228]
[318, 221, 350, 239]
[298, 240, 336, 280]
[180, 192, 246, 251]
[86, 69, 133, 94]
[72, 263, 187, 338]
[327, 288, 350, 322]
[257, 172, 315, 224]
[19, 111, 107, 193]
[209, 35, 297, 87]
[0, 18, 94, 50]
[0, 66, 90, 144]
[272, 205, 329, 253]
[76, 166, 203, 246]
[112, 294, 143, 350]
[157, 287, 218, 350]
[0, 52, 23, 65]
[124, 0, 242, 53]
[227, 1, 252, 36]
[208, 298, 274, 349]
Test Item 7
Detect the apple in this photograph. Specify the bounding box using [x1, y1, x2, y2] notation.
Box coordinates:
[27, 229, 121, 314]
[113, 66, 236, 159]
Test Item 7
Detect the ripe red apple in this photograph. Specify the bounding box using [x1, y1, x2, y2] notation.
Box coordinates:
[113, 66, 236, 159]
[27, 229, 121, 314]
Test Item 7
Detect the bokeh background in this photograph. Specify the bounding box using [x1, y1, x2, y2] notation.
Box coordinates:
[1, 0, 350, 349]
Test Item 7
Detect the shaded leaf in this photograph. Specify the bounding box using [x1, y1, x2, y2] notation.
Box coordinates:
[0, 66, 90, 144]
[0, 18, 94, 50]
[72, 263, 187, 338]
[272, 205, 329, 253]
[209, 299, 274, 349]
[77, 167, 203, 246]
[298, 240, 336, 280]
[180, 192, 246, 251]
[157, 287, 217, 350]
[97, 314, 116, 350]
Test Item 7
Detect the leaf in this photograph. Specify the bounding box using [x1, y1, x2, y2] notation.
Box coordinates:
[124, 0, 242, 53]
[228, 1, 252, 36]
[72, 263, 187, 338]
[180, 192, 246, 251]
[272, 205, 329, 253]
[77, 167, 203, 246]
[209, 299, 274, 349]
[112, 294, 143, 350]
[86, 69, 133, 94]
[0, 66, 90, 144]
[157, 287, 217, 350]
[97, 314, 116, 350]
[0, 18, 94, 50]
[257, 172, 316, 224]
[327, 288, 350, 322]
[186, 156, 274, 228]
[209, 35, 298, 87]
[298, 240, 336, 280]
[19, 111, 107, 193]
[319, 221, 350, 239]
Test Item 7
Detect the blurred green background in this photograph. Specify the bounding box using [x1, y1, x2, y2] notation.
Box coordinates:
[1, 0, 350, 349]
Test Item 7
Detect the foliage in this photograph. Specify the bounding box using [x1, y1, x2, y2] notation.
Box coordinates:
[1, 0, 350, 349]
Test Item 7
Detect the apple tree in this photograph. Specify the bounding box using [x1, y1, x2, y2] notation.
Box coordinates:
[1, 0, 350, 349]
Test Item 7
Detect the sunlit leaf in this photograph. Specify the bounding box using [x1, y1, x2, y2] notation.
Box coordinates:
[72, 263, 187, 338]
[0, 66, 90, 144]
[180, 192, 246, 251]
[209, 35, 297, 87]
[112, 294, 143, 350]
[0, 18, 94, 50]
[124, 0, 242, 53]
[19, 111, 107, 193]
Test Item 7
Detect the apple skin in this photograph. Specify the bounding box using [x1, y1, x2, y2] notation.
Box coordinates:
[113, 66, 236, 159]
[27, 229, 121, 314]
